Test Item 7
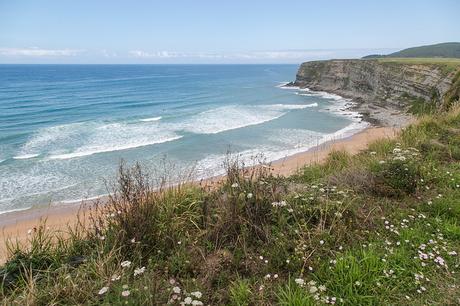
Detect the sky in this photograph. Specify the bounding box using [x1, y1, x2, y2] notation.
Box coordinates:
[0, 0, 458, 64]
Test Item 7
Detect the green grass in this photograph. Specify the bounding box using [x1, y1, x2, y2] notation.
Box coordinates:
[2, 107, 460, 305]
[377, 57, 460, 70]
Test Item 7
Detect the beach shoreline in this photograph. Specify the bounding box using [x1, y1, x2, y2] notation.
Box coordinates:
[0, 125, 398, 263]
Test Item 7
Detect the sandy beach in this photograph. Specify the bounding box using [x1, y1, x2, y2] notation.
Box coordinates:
[0, 126, 398, 263]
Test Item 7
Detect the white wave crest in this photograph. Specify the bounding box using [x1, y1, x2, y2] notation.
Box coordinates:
[140, 116, 162, 122]
[13, 154, 40, 160]
[18, 121, 183, 160]
[179, 103, 314, 135]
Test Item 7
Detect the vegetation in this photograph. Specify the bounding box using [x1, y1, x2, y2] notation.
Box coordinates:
[363, 42, 460, 59]
[376, 57, 460, 74]
[2, 106, 460, 305]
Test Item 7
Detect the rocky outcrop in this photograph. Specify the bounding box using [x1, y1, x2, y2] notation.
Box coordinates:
[290, 59, 459, 126]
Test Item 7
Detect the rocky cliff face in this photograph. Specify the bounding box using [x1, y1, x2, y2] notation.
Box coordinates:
[291, 59, 459, 126]
[294, 59, 455, 106]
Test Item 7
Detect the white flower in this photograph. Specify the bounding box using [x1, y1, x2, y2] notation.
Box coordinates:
[192, 301, 203, 305]
[274, 274, 278, 279]
[98, 286, 109, 295]
[111, 274, 121, 281]
[184, 297, 193, 304]
[172, 286, 181, 294]
[320, 240, 325, 245]
[264, 274, 271, 279]
[134, 266, 146, 276]
[247, 193, 253, 199]
[121, 290, 130, 297]
[309, 286, 318, 293]
[121, 260, 132, 268]
[131, 238, 136, 243]
[191, 291, 202, 299]
[294, 278, 305, 286]
[231, 183, 239, 188]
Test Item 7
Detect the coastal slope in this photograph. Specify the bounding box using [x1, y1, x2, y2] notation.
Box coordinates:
[290, 58, 460, 126]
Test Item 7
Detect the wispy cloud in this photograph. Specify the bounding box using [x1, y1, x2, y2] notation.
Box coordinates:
[128, 49, 339, 61]
[0, 47, 83, 57]
[128, 50, 219, 58]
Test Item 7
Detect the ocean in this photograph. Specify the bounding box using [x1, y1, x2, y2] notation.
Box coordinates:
[0, 64, 367, 213]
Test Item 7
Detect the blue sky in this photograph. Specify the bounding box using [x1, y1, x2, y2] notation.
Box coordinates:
[0, 0, 458, 63]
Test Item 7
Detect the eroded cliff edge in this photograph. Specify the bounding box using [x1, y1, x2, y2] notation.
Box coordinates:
[290, 59, 460, 127]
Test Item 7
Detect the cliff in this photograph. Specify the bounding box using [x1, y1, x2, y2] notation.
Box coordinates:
[291, 58, 460, 126]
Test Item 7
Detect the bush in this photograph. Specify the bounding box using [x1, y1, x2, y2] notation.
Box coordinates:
[371, 158, 420, 197]
[368, 145, 423, 197]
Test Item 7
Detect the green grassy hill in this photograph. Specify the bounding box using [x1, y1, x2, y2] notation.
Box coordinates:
[363, 42, 460, 59]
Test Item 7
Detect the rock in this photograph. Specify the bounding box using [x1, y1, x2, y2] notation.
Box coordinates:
[292, 59, 459, 127]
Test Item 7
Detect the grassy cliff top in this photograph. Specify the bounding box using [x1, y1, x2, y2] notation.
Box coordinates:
[376, 57, 460, 72]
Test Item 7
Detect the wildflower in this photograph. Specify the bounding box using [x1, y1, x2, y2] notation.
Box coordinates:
[319, 285, 326, 291]
[294, 278, 305, 286]
[169, 279, 176, 285]
[98, 286, 109, 295]
[448, 251, 458, 256]
[134, 266, 146, 276]
[192, 300, 203, 305]
[177, 241, 182, 245]
[111, 274, 121, 281]
[320, 240, 325, 245]
[231, 183, 239, 188]
[121, 261, 132, 268]
[191, 291, 202, 299]
[264, 274, 271, 279]
[99, 236, 105, 241]
[121, 290, 130, 297]
[172, 286, 181, 294]
[355, 281, 361, 286]
[247, 193, 253, 199]
[131, 238, 136, 243]
[184, 297, 193, 304]
[309, 286, 318, 293]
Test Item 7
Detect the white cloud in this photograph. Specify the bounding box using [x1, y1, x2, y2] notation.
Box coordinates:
[128, 49, 337, 60]
[0, 47, 83, 57]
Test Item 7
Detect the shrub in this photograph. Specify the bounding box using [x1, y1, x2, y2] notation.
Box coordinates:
[370, 146, 421, 197]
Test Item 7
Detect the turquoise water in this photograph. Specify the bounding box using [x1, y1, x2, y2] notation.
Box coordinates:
[0, 64, 367, 213]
